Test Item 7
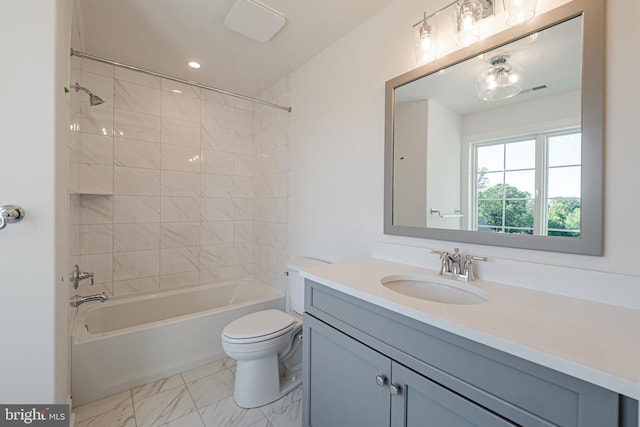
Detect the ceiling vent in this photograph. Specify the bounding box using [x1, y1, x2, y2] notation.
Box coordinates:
[224, 0, 286, 43]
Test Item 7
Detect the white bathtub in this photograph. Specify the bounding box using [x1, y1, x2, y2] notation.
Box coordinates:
[71, 279, 284, 406]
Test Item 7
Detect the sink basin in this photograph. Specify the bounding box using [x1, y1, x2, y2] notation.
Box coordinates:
[380, 274, 489, 305]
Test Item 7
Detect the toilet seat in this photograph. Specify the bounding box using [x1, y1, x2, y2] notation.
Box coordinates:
[222, 309, 296, 344]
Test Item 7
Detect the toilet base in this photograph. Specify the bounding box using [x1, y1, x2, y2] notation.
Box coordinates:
[233, 353, 302, 408]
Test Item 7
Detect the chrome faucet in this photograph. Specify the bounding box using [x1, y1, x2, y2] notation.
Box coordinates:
[430, 248, 487, 281]
[69, 292, 109, 308]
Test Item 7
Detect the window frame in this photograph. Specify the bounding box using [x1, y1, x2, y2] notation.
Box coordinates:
[469, 126, 582, 237]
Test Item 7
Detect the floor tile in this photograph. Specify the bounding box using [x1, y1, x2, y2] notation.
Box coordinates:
[199, 395, 266, 427]
[133, 374, 185, 403]
[134, 385, 197, 427]
[72, 357, 302, 427]
[160, 411, 205, 427]
[248, 418, 274, 427]
[260, 388, 302, 427]
[223, 357, 237, 374]
[186, 369, 235, 409]
[74, 390, 133, 422]
[76, 405, 136, 427]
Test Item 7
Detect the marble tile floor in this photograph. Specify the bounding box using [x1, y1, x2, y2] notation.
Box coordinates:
[73, 358, 302, 427]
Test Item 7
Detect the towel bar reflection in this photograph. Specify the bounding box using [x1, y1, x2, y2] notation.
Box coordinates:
[0, 205, 26, 230]
[430, 208, 463, 218]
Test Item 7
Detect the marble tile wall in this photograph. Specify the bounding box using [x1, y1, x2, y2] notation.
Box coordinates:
[252, 77, 292, 296]
[68, 58, 290, 298]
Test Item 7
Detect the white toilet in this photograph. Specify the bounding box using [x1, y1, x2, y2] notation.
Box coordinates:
[221, 258, 328, 408]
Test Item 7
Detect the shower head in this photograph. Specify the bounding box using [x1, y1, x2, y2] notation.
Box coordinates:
[73, 82, 105, 106]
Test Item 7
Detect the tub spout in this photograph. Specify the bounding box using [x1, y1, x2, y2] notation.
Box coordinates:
[70, 292, 109, 308]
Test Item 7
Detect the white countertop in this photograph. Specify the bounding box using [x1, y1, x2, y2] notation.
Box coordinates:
[300, 258, 640, 399]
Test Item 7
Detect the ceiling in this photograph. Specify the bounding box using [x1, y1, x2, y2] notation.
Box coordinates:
[395, 15, 583, 115]
[73, 0, 396, 97]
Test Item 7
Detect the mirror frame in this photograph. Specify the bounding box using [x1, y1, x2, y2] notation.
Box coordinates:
[384, 0, 604, 255]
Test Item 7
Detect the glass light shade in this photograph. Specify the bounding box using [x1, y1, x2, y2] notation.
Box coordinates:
[414, 23, 438, 64]
[452, 0, 483, 47]
[503, 0, 537, 26]
[476, 56, 524, 101]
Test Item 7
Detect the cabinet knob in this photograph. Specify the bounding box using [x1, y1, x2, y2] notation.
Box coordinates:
[375, 375, 387, 387]
[390, 384, 402, 396]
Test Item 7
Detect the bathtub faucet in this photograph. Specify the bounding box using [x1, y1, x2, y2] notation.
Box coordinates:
[69, 292, 109, 308]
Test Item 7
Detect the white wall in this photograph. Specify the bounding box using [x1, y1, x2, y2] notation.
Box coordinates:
[393, 100, 428, 227]
[462, 89, 580, 138]
[289, 0, 640, 309]
[0, 0, 71, 402]
[426, 100, 462, 230]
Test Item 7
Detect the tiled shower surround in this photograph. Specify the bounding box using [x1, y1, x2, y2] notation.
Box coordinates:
[69, 58, 290, 298]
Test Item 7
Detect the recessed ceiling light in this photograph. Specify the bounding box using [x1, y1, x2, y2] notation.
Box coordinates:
[188, 61, 201, 69]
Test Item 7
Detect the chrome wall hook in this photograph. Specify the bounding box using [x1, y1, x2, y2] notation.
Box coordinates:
[0, 205, 25, 230]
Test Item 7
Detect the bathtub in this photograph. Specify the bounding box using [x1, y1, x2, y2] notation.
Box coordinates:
[71, 279, 284, 406]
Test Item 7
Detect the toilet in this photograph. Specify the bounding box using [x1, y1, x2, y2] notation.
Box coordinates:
[221, 257, 328, 408]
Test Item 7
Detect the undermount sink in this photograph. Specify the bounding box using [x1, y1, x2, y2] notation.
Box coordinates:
[380, 274, 489, 305]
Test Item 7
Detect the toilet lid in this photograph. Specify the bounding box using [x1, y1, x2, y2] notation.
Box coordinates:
[222, 309, 295, 341]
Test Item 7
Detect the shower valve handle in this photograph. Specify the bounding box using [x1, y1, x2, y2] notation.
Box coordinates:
[70, 264, 95, 289]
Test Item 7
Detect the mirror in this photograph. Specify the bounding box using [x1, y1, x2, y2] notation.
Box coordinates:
[384, 0, 604, 255]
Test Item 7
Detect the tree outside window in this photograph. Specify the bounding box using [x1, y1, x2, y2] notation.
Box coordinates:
[472, 130, 581, 238]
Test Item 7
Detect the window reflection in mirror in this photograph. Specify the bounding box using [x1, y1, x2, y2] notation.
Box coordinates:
[472, 128, 581, 237]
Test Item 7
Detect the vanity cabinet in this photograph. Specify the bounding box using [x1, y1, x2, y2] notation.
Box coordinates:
[302, 280, 638, 427]
[305, 314, 515, 426]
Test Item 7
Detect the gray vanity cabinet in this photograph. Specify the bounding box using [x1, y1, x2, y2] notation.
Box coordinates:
[304, 314, 390, 427]
[302, 280, 638, 427]
[305, 314, 515, 427]
[391, 362, 516, 426]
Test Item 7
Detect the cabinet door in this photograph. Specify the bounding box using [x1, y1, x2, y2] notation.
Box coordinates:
[391, 363, 517, 427]
[304, 315, 391, 427]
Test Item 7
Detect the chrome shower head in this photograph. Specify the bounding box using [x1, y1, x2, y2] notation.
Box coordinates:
[73, 82, 105, 106]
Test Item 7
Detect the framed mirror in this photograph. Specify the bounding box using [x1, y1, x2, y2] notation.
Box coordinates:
[384, 0, 604, 255]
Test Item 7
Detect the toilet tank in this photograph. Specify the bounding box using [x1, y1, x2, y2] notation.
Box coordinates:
[286, 258, 329, 314]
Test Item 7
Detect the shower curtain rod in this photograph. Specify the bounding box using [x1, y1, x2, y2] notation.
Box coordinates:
[70, 49, 292, 112]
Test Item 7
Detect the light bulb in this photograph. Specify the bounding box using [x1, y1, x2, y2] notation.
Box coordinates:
[421, 35, 432, 51]
[453, 1, 482, 47]
[476, 55, 524, 101]
[414, 22, 438, 64]
[503, 0, 537, 26]
[462, 15, 475, 32]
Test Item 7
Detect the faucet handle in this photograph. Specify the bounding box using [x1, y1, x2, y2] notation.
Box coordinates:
[79, 272, 95, 286]
[462, 255, 487, 281]
[70, 264, 95, 289]
[430, 249, 450, 274]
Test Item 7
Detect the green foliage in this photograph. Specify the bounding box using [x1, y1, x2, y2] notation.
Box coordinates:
[548, 199, 581, 237]
[477, 184, 533, 233]
[476, 183, 581, 237]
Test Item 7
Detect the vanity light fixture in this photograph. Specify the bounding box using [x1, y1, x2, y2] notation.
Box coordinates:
[503, 0, 537, 26]
[413, 12, 438, 64]
[476, 54, 523, 101]
[411, 0, 493, 65]
[453, 0, 484, 47]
